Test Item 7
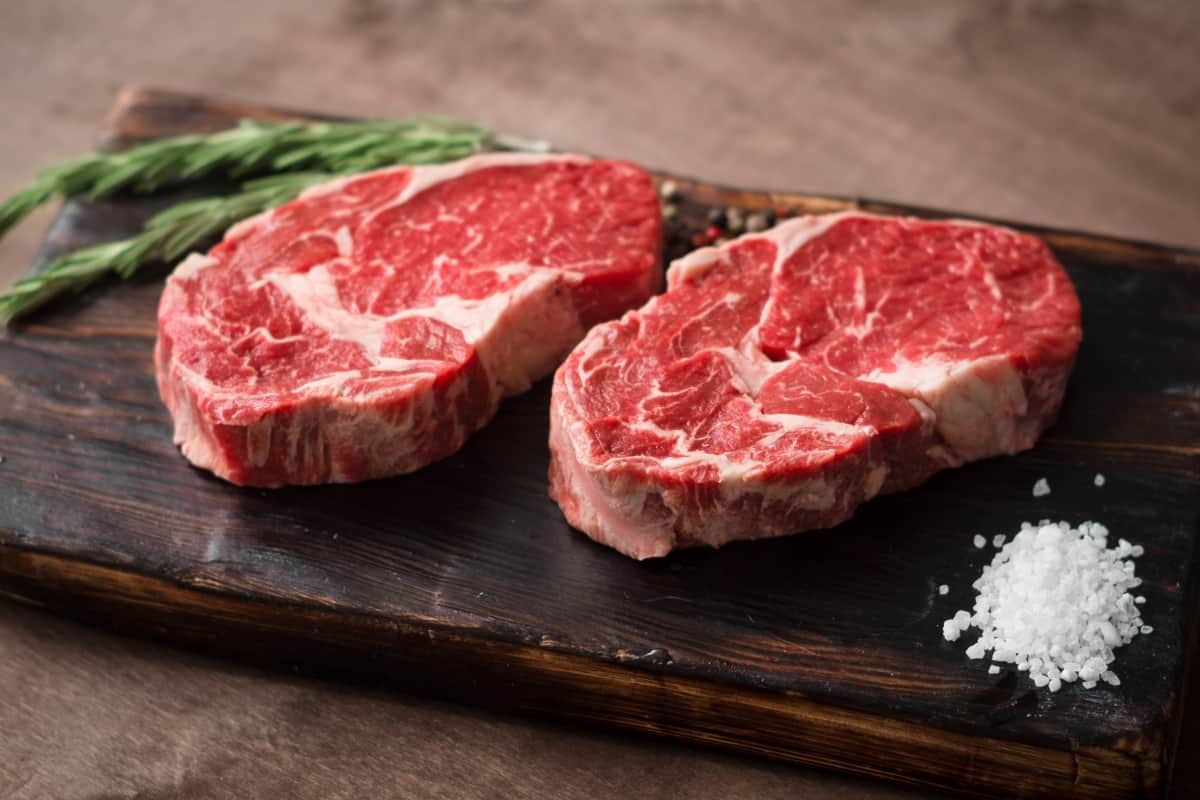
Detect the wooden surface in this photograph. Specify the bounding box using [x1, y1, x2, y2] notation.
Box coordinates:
[2, 86, 1199, 799]
[1, 4, 1199, 800]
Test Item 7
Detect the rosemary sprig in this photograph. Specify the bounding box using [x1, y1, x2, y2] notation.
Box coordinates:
[0, 117, 493, 239]
[0, 114, 546, 323]
[0, 172, 332, 322]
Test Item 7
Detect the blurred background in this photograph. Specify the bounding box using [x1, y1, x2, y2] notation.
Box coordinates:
[1, 1, 1198, 798]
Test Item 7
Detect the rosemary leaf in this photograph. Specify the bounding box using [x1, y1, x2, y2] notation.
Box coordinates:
[0, 172, 331, 322]
[0, 116, 493, 238]
[0, 114, 549, 323]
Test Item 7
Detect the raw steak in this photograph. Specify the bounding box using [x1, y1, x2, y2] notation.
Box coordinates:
[156, 153, 661, 486]
[549, 211, 1081, 559]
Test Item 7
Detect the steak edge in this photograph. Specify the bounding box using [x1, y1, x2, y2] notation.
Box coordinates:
[549, 211, 1082, 559]
[156, 153, 662, 486]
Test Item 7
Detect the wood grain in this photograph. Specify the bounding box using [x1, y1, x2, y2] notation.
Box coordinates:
[1, 87, 1199, 799]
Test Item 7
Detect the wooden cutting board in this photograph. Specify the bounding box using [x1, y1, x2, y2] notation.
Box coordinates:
[1, 87, 1197, 800]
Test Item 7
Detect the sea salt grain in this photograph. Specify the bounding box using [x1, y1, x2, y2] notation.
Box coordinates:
[1094, 473, 1106, 487]
[938, 584, 949, 595]
[992, 534, 1006, 548]
[973, 534, 986, 549]
[942, 520, 1148, 692]
[1032, 478, 1051, 497]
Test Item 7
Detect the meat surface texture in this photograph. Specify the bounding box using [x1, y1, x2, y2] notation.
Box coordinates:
[156, 153, 661, 486]
[549, 211, 1082, 559]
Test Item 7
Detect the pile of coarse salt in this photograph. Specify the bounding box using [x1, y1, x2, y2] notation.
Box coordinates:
[943, 520, 1149, 692]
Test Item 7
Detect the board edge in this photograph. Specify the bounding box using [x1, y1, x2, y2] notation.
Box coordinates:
[0, 543, 1160, 800]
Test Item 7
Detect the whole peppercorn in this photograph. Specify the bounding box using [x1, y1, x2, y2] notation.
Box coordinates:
[706, 207, 726, 228]
[724, 207, 745, 234]
[745, 211, 771, 233]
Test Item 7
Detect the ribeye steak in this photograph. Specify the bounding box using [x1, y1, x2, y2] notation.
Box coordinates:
[549, 211, 1082, 559]
[156, 153, 661, 486]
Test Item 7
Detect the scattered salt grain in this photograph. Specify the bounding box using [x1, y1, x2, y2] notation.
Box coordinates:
[1032, 478, 1051, 497]
[938, 584, 949, 595]
[1094, 473, 1106, 487]
[942, 519, 1148, 692]
[992, 534, 1006, 548]
[973, 534, 986, 549]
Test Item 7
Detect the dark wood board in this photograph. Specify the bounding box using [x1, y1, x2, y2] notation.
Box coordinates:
[1, 87, 1198, 799]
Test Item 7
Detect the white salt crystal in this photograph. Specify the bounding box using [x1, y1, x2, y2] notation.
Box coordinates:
[1032, 478, 1051, 497]
[941, 519, 1148, 692]
[992, 534, 1006, 548]
[938, 584, 949, 595]
[973, 534, 986, 549]
[1094, 473, 1106, 487]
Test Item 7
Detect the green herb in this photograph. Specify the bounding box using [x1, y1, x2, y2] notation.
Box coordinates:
[0, 115, 547, 323]
[0, 172, 331, 322]
[0, 117, 494, 240]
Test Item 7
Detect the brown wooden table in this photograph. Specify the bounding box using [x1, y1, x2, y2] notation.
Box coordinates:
[1, 2, 1197, 797]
